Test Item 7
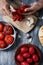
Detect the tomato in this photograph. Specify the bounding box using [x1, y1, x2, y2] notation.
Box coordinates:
[13, 14, 19, 21]
[17, 54, 24, 62]
[21, 46, 28, 53]
[16, 9, 21, 13]
[0, 32, 4, 40]
[21, 62, 29, 65]
[27, 58, 33, 63]
[4, 35, 14, 44]
[0, 40, 6, 48]
[20, 5, 26, 13]
[3, 25, 13, 35]
[12, 12, 17, 16]
[12, 5, 28, 21]
[32, 54, 38, 62]
[0, 23, 3, 32]
[18, 15, 23, 21]
[23, 52, 30, 58]
[13, 14, 22, 21]
[16, 5, 26, 13]
[29, 47, 35, 55]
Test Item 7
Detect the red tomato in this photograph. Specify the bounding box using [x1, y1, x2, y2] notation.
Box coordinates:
[32, 54, 38, 62]
[21, 62, 29, 65]
[13, 14, 19, 21]
[29, 47, 35, 55]
[0, 40, 6, 48]
[16, 9, 21, 13]
[0, 23, 3, 32]
[18, 15, 23, 21]
[17, 54, 24, 62]
[23, 53, 30, 58]
[12, 12, 17, 16]
[13, 14, 22, 21]
[4, 35, 14, 44]
[27, 58, 33, 63]
[20, 5, 26, 13]
[21, 46, 28, 53]
[0, 32, 4, 40]
[3, 25, 13, 35]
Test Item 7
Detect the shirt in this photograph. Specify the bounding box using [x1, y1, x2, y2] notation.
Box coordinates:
[8, 0, 36, 4]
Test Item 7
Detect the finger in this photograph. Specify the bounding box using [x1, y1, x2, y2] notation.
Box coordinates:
[0, 9, 6, 15]
[2, 7, 12, 17]
[10, 5, 16, 12]
[3, 4, 12, 17]
[0, 8, 9, 16]
[24, 4, 34, 12]
[25, 7, 33, 12]
[2, 5, 10, 15]
[28, 10, 36, 15]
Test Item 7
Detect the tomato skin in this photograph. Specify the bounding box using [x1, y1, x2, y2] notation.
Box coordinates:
[21, 62, 29, 65]
[16, 5, 26, 13]
[13, 14, 22, 21]
[13, 14, 19, 21]
[21, 47, 28, 53]
[4, 35, 14, 44]
[29, 47, 35, 55]
[23, 52, 30, 58]
[3, 25, 13, 35]
[16, 9, 21, 13]
[0, 32, 5, 40]
[17, 54, 24, 62]
[27, 58, 33, 63]
[0, 40, 6, 48]
[32, 54, 38, 62]
[0, 23, 3, 32]
[20, 5, 26, 13]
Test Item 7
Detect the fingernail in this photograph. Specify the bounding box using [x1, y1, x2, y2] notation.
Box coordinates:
[10, 5, 16, 12]
[24, 9, 27, 12]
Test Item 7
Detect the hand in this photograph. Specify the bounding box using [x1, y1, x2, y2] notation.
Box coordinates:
[25, 2, 43, 15]
[0, 0, 12, 17]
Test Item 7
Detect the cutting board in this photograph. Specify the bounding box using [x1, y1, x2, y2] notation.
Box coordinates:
[3, 15, 37, 33]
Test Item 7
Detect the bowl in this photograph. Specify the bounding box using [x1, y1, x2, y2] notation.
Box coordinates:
[0, 21, 16, 50]
[15, 44, 41, 65]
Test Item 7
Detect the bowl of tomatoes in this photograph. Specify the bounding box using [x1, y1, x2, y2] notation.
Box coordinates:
[15, 44, 41, 65]
[0, 21, 16, 50]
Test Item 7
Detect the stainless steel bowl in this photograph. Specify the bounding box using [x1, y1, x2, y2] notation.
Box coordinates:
[0, 21, 16, 50]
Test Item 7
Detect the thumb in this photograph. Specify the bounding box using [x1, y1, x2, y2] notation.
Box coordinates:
[24, 4, 32, 12]
[25, 7, 32, 12]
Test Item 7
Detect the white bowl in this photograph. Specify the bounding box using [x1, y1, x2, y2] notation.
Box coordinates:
[0, 21, 16, 50]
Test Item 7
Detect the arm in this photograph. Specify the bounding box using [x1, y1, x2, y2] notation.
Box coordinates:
[25, 0, 43, 15]
[38, 0, 43, 7]
[0, 0, 12, 16]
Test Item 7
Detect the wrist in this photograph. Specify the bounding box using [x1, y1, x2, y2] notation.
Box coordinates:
[37, 1, 43, 8]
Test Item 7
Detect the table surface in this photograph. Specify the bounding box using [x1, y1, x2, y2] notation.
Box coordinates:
[0, 0, 43, 65]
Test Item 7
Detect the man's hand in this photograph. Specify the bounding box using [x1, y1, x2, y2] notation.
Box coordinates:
[0, 0, 12, 17]
[25, 2, 43, 15]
